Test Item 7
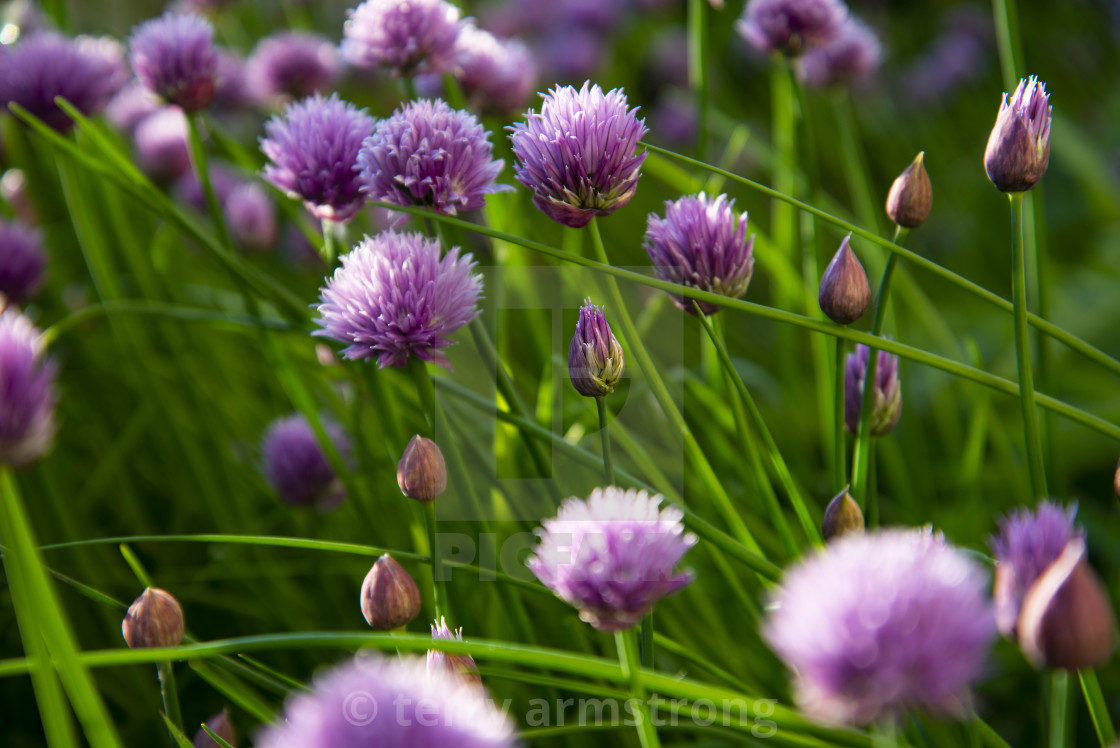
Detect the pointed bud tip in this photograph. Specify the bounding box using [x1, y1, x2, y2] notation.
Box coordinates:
[822, 486, 864, 541]
[819, 235, 870, 325]
[122, 587, 184, 649]
[886, 152, 933, 228]
[361, 554, 423, 630]
[397, 435, 447, 501]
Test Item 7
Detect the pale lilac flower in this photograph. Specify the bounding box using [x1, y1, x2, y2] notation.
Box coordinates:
[568, 298, 624, 398]
[509, 82, 648, 228]
[736, 0, 848, 56]
[133, 107, 191, 182]
[0, 305, 57, 466]
[105, 80, 162, 134]
[764, 528, 995, 725]
[798, 17, 881, 89]
[844, 343, 901, 436]
[644, 192, 755, 315]
[984, 75, 1052, 193]
[428, 617, 481, 684]
[341, 0, 462, 75]
[128, 12, 219, 112]
[246, 32, 339, 106]
[225, 183, 278, 252]
[314, 231, 482, 368]
[357, 98, 506, 217]
[0, 220, 46, 304]
[255, 652, 516, 748]
[528, 486, 696, 632]
[0, 31, 128, 132]
[260, 94, 374, 223]
[259, 413, 350, 510]
[213, 50, 251, 110]
[447, 25, 537, 116]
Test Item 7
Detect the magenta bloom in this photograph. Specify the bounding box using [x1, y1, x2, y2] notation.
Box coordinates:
[260, 94, 375, 223]
[128, 12, 219, 112]
[0, 305, 57, 467]
[568, 298, 624, 398]
[428, 617, 481, 684]
[341, 0, 462, 75]
[644, 192, 755, 315]
[984, 75, 1052, 193]
[0, 31, 128, 132]
[315, 232, 482, 368]
[357, 99, 506, 217]
[255, 652, 516, 748]
[509, 82, 648, 228]
[736, 0, 848, 56]
[798, 17, 881, 89]
[246, 32, 339, 106]
[226, 183, 278, 252]
[844, 343, 902, 436]
[133, 107, 191, 182]
[528, 486, 696, 632]
[764, 528, 995, 725]
[0, 220, 47, 304]
[260, 413, 350, 510]
[449, 25, 537, 116]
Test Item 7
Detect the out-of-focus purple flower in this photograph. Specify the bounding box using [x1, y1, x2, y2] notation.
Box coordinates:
[128, 12, 219, 112]
[314, 231, 482, 368]
[509, 82, 648, 228]
[797, 17, 881, 89]
[428, 617, 481, 684]
[260, 94, 374, 223]
[765, 528, 995, 725]
[246, 32, 339, 107]
[213, 51, 251, 110]
[226, 183, 278, 252]
[341, 0, 462, 76]
[446, 25, 537, 116]
[0, 305, 57, 466]
[105, 80, 162, 134]
[648, 92, 697, 148]
[255, 652, 516, 748]
[0, 220, 46, 304]
[640, 29, 690, 97]
[644, 192, 755, 315]
[192, 708, 236, 748]
[537, 28, 606, 86]
[900, 9, 991, 108]
[844, 343, 901, 436]
[568, 298, 624, 398]
[0, 0, 48, 40]
[133, 107, 191, 182]
[259, 413, 350, 510]
[174, 162, 238, 211]
[0, 31, 128, 132]
[357, 99, 506, 218]
[736, 0, 848, 57]
[527, 486, 696, 632]
[984, 75, 1052, 193]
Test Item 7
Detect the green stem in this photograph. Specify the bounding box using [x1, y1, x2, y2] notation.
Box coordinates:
[1051, 669, 1070, 748]
[615, 630, 662, 748]
[641, 613, 654, 669]
[1079, 668, 1117, 747]
[156, 661, 182, 733]
[991, 0, 1025, 89]
[687, 0, 709, 161]
[320, 219, 337, 265]
[409, 358, 436, 438]
[834, 338, 847, 489]
[595, 397, 614, 485]
[422, 500, 445, 621]
[186, 113, 232, 251]
[1010, 193, 1048, 498]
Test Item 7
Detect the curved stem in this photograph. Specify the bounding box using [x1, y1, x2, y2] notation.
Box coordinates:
[616, 630, 662, 748]
[422, 500, 445, 621]
[156, 662, 182, 733]
[1079, 668, 1117, 747]
[595, 397, 614, 485]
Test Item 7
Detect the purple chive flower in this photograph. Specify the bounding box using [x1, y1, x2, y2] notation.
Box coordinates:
[644, 192, 755, 315]
[528, 486, 696, 632]
[448, 25, 537, 116]
[259, 413, 350, 510]
[0, 305, 57, 467]
[844, 343, 901, 436]
[174, 162, 238, 212]
[260, 94, 374, 223]
[128, 12, 219, 112]
[341, 0, 462, 76]
[213, 50, 251, 110]
[0, 220, 47, 304]
[988, 501, 1081, 638]
[509, 82, 648, 228]
[314, 231, 482, 368]
[984, 75, 1052, 193]
[246, 32, 340, 106]
[765, 528, 995, 725]
[797, 17, 881, 89]
[568, 298, 624, 398]
[0, 31, 128, 132]
[105, 80, 162, 134]
[255, 652, 516, 748]
[736, 0, 848, 57]
[225, 183, 278, 252]
[428, 617, 482, 684]
[357, 98, 506, 217]
[133, 107, 191, 182]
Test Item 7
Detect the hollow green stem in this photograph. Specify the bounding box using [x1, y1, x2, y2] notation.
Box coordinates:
[616, 630, 662, 748]
[409, 358, 436, 438]
[641, 613, 654, 669]
[422, 500, 446, 621]
[1051, 669, 1070, 748]
[320, 219, 338, 265]
[834, 338, 847, 489]
[186, 114, 232, 251]
[687, 0, 709, 161]
[595, 397, 614, 484]
[1079, 668, 1117, 747]
[1010, 193, 1048, 499]
[156, 662, 182, 733]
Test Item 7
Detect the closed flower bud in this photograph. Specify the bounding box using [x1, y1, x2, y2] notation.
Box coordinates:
[822, 486, 864, 541]
[397, 435, 447, 502]
[886, 152, 932, 228]
[360, 554, 422, 630]
[122, 587, 184, 649]
[844, 344, 902, 436]
[568, 298, 625, 398]
[819, 235, 870, 325]
[192, 708, 236, 748]
[984, 75, 1051, 193]
[1017, 538, 1115, 669]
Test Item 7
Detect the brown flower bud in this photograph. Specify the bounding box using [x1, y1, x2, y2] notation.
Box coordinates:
[360, 554, 422, 630]
[822, 486, 864, 541]
[192, 708, 236, 748]
[397, 434, 447, 502]
[1018, 538, 1115, 669]
[885, 152, 932, 228]
[818, 235, 870, 325]
[122, 588, 184, 649]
